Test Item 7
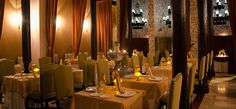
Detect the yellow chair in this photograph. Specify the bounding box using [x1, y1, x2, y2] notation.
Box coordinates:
[54, 65, 73, 108]
[25, 63, 58, 108]
[39, 57, 51, 68]
[132, 54, 140, 68]
[206, 53, 210, 76]
[194, 56, 206, 94]
[74, 59, 96, 90]
[209, 50, 214, 76]
[187, 65, 196, 108]
[97, 59, 110, 84]
[166, 73, 183, 109]
[154, 50, 160, 66]
[137, 51, 144, 67]
[78, 53, 87, 69]
[0, 58, 15, 102]
[165, 50, 170, 58]
[154, 73, 183, 109]
[147, 52, 154, 67]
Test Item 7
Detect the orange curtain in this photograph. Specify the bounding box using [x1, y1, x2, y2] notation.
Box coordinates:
[228, 0, 236, 73]
[119, 0, 128, 49]
[0, 0, 5, 39]
[46, 0, 57, 59]
[96, 0, 112, 54]
[72, 0, 87, 57]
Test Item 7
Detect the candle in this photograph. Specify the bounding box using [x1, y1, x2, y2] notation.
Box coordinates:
[140, 9, 143, 13]
[168, 5, 171, 10]
[163, 16, 166, 21]
[132, 9, 135, 13]
[109, 49, 112, 52]
[216, 10, 219, 15]
[225, 10, 228, 15]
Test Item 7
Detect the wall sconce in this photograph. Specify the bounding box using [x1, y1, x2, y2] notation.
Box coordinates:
[131, 2, 147, 29]
[162, 5, 171, 28]
[56, 16, 61, 31]
[13, 0, 22, 30]
[213, 0, 229, 25]
[83, 20, 89, 32]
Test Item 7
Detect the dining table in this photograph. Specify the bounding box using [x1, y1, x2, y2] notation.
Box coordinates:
[73, 85, 145, 109]
[1, 73, 40, 109]
[121, 75, 170, 109]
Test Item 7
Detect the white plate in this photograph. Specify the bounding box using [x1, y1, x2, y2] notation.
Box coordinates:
[85, 86, 97, 92]
[147, 77, 163, 81]
[124, 75, 133, 79]
[152, 66, 159, 69]
[90, 93, 101, 97]
[116, 91, 136, 98]
[99, 94, 111, 99]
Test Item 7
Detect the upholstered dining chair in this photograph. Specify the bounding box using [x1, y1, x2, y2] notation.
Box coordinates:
[39, 57, 51, 68]
[131, 54, 140, 69]
[74, 59, 96, 90]
[97, 59, 110, 84]
[187, 65, 196, 108]
[209, 50, 214, 76]
[154, 50, 160, 66]
[54, 65, 73, 108]
[25, 63, 58, 108]
[206, 53, 210, 77]
[194, 56, 206, 94]
[0, 58, 15, 102]
[147, 52, 154, 67]
[137, 51, 144, 67]
[154, 73, 183, 109]
[164, 50, 170, 58]
[78, 53, 87, 69]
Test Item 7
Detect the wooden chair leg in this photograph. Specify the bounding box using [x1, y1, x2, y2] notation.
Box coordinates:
[25, 98, 29, 109]
[56, 100, 60, 109]
[0, 92, 2, 103]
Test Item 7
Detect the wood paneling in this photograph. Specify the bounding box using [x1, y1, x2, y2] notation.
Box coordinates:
[126, 38, 148, 56]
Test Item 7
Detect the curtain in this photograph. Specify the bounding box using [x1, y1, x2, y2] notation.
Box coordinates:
[119, 0, 128, 50]
[72, 0, 87, 57]
[96, 0, 112, 53]
[46, 0, 58, 59]
[0, 0, 5, 39]
[228, 0, 236, 73]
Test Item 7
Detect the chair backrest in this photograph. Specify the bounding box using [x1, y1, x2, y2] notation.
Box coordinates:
[209, 50, 214, 67]
[137, 51, 144, 67]
[154, 50, 160, 65]
[199, 56, 206, 81]
[167, 73, 183, 109]
[0, 59, 15, 82]
[120, 55, 129, 67]
[131, 54, 139, 68]
[83, 59, 96, 87]
[97, 59, 110, 84]
[147, 52, 154, 67]
[165, 50, 170, 58]
[54, 65, 73, 100]
[206, 53, 210, 73]
[187, 65, 196, 102]
[53, 54, 59, 64]
[39, 57, 51, 68]
[40, 63, 58, 100]
[78, 54, 87, 69]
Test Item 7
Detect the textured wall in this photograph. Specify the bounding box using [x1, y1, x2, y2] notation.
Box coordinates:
[0, 0, 22, 61]
[212, 0, 232, 36]
[131, 0, 173, 54]
[190, 0, 199, 60]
